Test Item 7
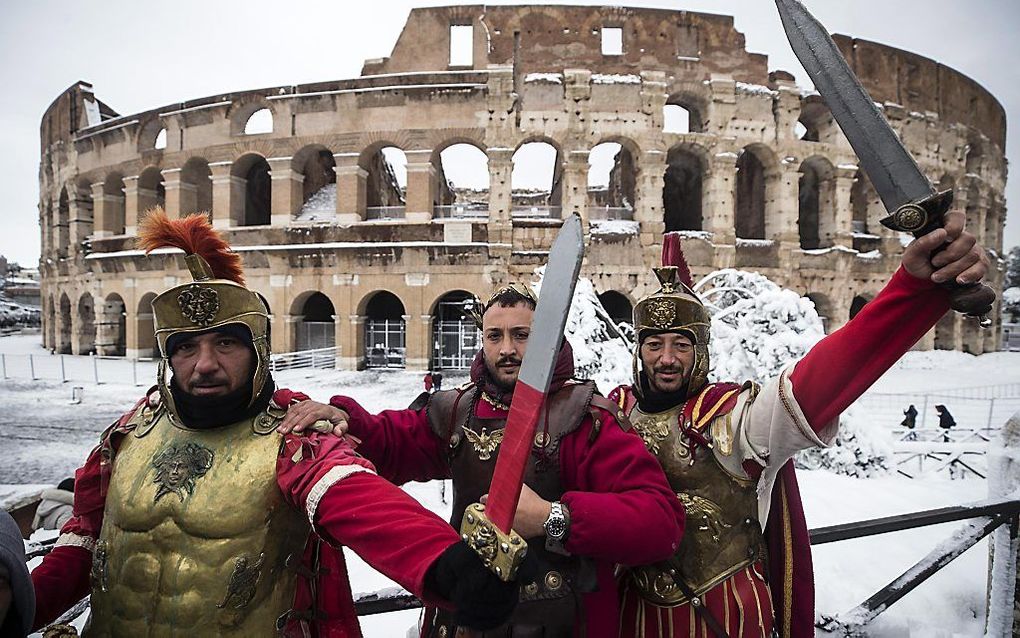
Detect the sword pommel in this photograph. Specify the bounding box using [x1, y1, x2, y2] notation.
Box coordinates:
[460, 503, 529, 582]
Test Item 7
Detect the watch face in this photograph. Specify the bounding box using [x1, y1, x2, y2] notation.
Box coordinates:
[545, 517, 567, 539]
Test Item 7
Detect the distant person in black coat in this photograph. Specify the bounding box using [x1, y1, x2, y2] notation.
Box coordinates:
[936, 404, 956, 442]
[901, 404, 918, 440]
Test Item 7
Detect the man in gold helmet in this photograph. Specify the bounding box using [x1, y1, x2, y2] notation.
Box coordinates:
[611, 210, 992, 638]
[278, 282, 684, 637]
[29, 211, 522, 637]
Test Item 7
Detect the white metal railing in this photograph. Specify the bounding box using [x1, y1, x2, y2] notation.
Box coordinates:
[586, 206, 634, 221]
[269, 347, 337, 372]
[511, 205, 562, 219]
[0, 352, 157, 386]
[364, 206, 407, 220]
[433, 204, 488, 219]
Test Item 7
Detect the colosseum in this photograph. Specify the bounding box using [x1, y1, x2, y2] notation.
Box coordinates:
[37, 5, 1007, 370]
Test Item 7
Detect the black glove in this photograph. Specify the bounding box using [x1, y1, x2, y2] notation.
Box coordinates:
[426, 540, 522, 630]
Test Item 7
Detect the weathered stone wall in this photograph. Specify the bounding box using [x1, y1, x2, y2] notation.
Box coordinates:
[37, 5, 1008, 368]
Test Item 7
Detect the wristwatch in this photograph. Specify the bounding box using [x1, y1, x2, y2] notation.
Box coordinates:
[543, 501, 570, 544]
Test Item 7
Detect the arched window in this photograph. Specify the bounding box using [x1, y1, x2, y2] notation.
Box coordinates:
[436, 143, 489, 218]
[295, 292, 336, 352]
[76, 293, 96, 355]
[588, 142, 635, 221]
[97, 294, 126, 356]
[798, 158, 835, 249]
[663, 146, 703, 232]
[244, 108, 274, 135]
[735, 150, 766, 239]
[363, 146, 407, 220]
[297, 149, 337, 221]
[598, 291, 633, 326]
[102, 173, 126, 235]
[137, 166, 166, 219]
[232, 154, 271, 226]
[432, 291, 480, 369]
[56, 187, 70, 254]
[181, 158, 213, 216]
[154, 128, 167, 150]
[136, 292, 158, 358]
[364, 292, 406, 368]
[511, 141, 561, 218]
[58, 294, 72, 354]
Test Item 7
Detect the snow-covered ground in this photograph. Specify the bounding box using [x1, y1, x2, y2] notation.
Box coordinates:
[3, 332, 1020, 636]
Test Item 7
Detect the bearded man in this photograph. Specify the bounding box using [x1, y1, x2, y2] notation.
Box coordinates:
[29, 211, 520, 637]
[279, 284, 684, 638]
[611, 211, 992, 638]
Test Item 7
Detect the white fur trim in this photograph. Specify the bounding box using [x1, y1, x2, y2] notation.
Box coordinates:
[305, 464, 375, 524]
[54, 532, 96, 553]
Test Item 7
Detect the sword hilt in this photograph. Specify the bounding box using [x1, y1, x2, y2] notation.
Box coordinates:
[880, 190, 995, 326]
[459, 503, 529, 582]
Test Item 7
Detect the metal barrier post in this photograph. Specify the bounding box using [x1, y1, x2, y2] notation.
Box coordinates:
[133, 359, 138, 387]
[60, 355, 66, 383]
[920, 395, 929, 429]
[986, 411, 1020, 635]
[93, 355, 100, 385]
[1, 353, 5, 380]
[29, 355, 36, 380]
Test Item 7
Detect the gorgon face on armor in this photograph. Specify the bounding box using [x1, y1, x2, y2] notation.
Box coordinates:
[481, 302, 533, 391]
[639, 332, 695, 395]
[170, 331, 254, 398]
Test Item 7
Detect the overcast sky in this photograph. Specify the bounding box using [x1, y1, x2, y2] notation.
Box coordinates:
[0, 0, 1016, 267]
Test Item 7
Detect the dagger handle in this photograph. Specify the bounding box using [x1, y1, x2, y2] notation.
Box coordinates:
[879, 190, 995, 324]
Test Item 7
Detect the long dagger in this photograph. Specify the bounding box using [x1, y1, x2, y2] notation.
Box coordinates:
[776, 0, 995, 321]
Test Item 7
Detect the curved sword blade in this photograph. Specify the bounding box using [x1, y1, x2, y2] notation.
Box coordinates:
[776, 0, 934, 211]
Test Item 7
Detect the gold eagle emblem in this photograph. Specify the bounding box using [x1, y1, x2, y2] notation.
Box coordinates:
[678, 493, 733, 542]
[463, 426, 505, 461]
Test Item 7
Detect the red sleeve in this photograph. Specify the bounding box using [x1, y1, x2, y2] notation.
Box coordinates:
[329, 395, 449, 485]
[31, 438, 112, 629]
[791, 266, 949, 429]
[558, 412, 684, 566]
[276, 432, 458, 602]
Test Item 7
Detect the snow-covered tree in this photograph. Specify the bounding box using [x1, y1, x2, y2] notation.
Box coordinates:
[1003, 246, 1020, 322]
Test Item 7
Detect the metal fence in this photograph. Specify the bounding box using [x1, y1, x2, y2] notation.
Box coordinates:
[364, 206, 407, 220]
[510, 205, 562, 219]
[433, 204, 488, 219]
[586, 206, 634, 221]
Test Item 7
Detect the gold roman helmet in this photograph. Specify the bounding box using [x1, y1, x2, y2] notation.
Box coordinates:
[138, 210, 270, 416]
[632, 233, 712, 399]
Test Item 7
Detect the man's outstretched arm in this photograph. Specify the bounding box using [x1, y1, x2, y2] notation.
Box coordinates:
[791, 210, 990, 429]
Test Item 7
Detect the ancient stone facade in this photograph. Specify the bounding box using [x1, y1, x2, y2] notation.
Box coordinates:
[37, 5, 1007, 368]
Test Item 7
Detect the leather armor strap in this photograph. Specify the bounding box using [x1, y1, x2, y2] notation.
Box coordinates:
[671, 575, 731, 638]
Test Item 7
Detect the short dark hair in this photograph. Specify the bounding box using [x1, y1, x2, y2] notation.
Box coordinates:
[486, 288, 537, 313]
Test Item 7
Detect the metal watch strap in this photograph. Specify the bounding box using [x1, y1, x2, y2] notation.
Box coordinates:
[544, 501, 570, 554]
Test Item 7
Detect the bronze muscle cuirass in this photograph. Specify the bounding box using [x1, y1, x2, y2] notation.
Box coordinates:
[623, 402, 763, 605]
[424, 381, 600, 638]
[86, 403, 310, 637]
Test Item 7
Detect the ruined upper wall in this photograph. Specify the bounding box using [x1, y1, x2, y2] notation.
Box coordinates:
[40, 82, 119, 152]
[363, 5, 770, 83]
[833, 35, 1006, 150]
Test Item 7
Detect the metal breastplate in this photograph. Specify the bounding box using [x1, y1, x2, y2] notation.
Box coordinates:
[86, 405, 310, 637]
[625, 403, 762, 605]
[426, 382, 599, 635]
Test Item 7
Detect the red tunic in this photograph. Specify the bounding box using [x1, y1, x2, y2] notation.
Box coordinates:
[31, 389, 460, 638]
[330, 390, 685, 638]
[615, 266, 951, 638]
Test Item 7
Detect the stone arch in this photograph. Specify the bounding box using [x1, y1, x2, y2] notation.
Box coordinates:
[598, 290, 633, 326]
[512, 138, 563, 217]
[74, 178, 94, 241]
[798, 155, 836, 249]
[230, 100, 275, 136]
[798, 96, 831, 142]
[433, 141, 489, 216]
[290, 290, 336, 352]
[135, 292, 158, 358]
[75, 292, 96, 355]
[588, 141, 636, 220]
[58, 293, 72, 354]
[231, 153, 272, 226]
[293, 144, 337, 214]
[361, 290, 407, 368]
[663, 144, 708, 232]
[805, 292, 833, 333]
[137, 166, 166, 219]
[664, 90, 708, 133]
[736, 145, 778, 240]
[102, 172, 127, 235]
[180, 157, 213, 216]
[137, 117, 167, 153]
[850, 170, 884, 251]
[41, 294, 54, 350]
[97, 293, 127, 356]
[431, 290, 480, 370]
[849, 293, 872, 321]
[965, 136, 984, 176]
[56, 186, 70, 254]
[359, 143, 407, 219]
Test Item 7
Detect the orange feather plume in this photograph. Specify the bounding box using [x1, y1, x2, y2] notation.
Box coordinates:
[136, 209, 245, 285]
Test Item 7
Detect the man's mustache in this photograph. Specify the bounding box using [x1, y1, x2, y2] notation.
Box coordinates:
[497, 356, 522, 367]
[653, 365, 685, 375]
